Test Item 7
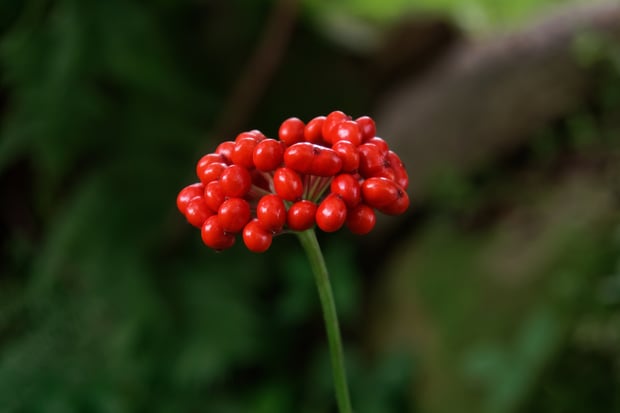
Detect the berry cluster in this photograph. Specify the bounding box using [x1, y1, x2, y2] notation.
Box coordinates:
[177, 111, 409, 252]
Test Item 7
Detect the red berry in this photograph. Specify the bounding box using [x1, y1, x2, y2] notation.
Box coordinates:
[215, 141, 235, 163]
[287, 200, 317, 231]
[316, 194, 347, 232]
[346, 204, 376, 234]
[312, 146, 342, 176]
[197, 162, 227, 184]
[332, 140, 360, 172]
[330, 174, 361, 208]
[387, 150, 408, 190]
[219, 165, 252, 198]
[358, 143, 385, 178]
[322, 111, 349, 144]
[246, 129, 266, 141]
[235, 131, 260, 143]
[378, 188, 410, 215]
[361, 177, 400, 208]
[328, 120, 362, 146]
[283, 142, 315, 174]
[204, 180, 226, 212]
[201, 215, 235, 250]
[232, 137, 258, 169]
[367, 137, 389, 154]
[278, 117, 305, 146]
[185, 197, 213, 227]
[273, 167, 303, 201]
[196, 153, 226, 179]
[243, 219, 273, 253]
[304, 116, 326, 144]
[356, 116, 376, 142]
[218, 198, 251, 233]
[253, 139, 284, 172]
[256, 194, 286, 232]
[177, 183, 204, 214]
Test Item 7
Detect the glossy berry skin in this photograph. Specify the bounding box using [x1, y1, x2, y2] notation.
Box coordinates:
[358, 144, 385, 178]
[362, 177, 400, 208]
[197, 162, 227, 184]
[218, 198, 251, 233]
[185, 197, 213, 227]
[201, 215, 235, 250]
[232, 137, 258, 169]
[273, 167, 303, 201]
[316, 194, 347, 233]
[346, 204, 376, 235]
[332, 140, 359, 172]
[284, 143, 342, 177]
[243, 219, 273, 253]
[278, 117, 305, 146]
[304, 116, 326, 144]
[257, 194, 286, 232]
[204, 181, 226, 212]
[196, 153, 226, 178]
[367, 137, 389, 154]
[287, 200, 317, 231]
[177, 183, 204, 214]
[253, 139, 284, 172]
[329, 120, 362, 146]
[219, 165, 252, 198]
[215, 140, 235, 163]
[330, 174, 361, 208]
[387, 150, 408, 189]
[356, 116, 376, 142]
[322, 111, 349, 144]
[378, 189, 410, 216]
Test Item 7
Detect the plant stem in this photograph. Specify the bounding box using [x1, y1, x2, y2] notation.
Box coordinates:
[296, 229, 353, 413]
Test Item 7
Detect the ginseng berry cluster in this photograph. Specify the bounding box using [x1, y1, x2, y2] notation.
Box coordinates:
[177, 111, 409, 252]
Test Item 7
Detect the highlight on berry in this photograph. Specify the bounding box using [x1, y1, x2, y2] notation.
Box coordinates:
[176, 111, 410, 253]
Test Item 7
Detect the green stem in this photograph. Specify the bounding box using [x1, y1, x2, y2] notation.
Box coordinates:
[296, 229, 353, 413]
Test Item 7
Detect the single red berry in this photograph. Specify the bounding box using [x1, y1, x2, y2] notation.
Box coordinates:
[218, 197, 251, 233]
[243, 219, 273, 253]
[204, 180, 226, 212]
[387, 150, 408, 190]
[235, 131, 260, 143]
[284, 142, 315, 174]
[246, 129, 266, 141]
[232, 137, 258, 169]
[177, 183, 204, 214]
[273, 167, 303, 201]
[346, 204, 376, 234]
[287, 200, 317, 231]
[330, 174, 361, 208]
[197, 162, 227, 184]
[378, 188, 410, 215]
[278, 117, 305, 146]
[219, 165, 252, 198]
[312, 146, 342, 177]
[253, 139, 284, 172]
[358, 143, 385, 178]
[356, 116, 376, 142]
[367, 137, 389, 154]
[196, 153, 226, 179]
[256, 194, 286, 232]
[374, 166, 396, 182]
[328, 120, 362, 146]
[185, 197, 213, 227]
[304, 116, 326, 144]
[322, 111, 349, 144]
[316, 194, 347, 232]
[215, 141, 235, 163]
[201, 215, 235, 250]
[332, 140, 360, 172]
[361, 177, 400, 208]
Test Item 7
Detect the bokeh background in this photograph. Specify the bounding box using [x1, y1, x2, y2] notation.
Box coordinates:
[1, 0, 619, 412]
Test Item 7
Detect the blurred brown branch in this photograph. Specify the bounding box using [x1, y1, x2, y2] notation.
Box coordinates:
[214, 0, 299, 139]
[374, 1, 620, 198]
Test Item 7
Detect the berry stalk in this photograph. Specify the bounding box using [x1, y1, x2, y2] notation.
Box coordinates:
[296, 229, 353, 413]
